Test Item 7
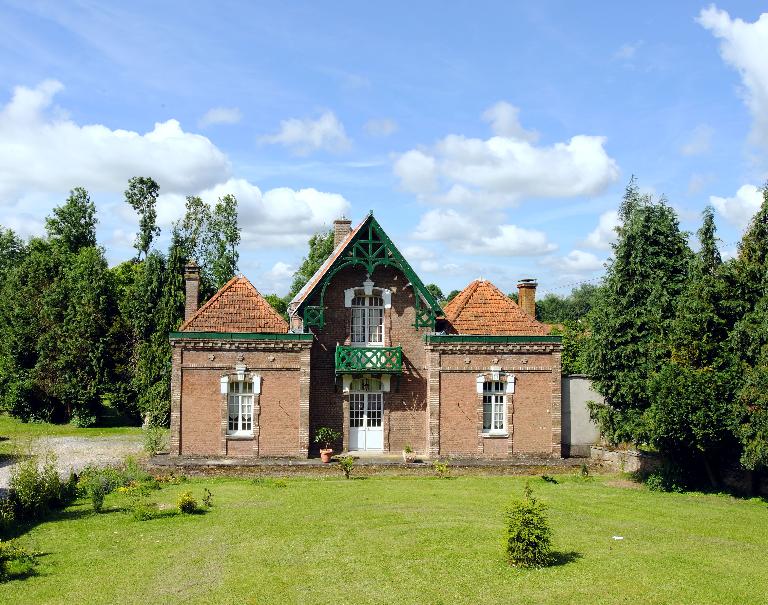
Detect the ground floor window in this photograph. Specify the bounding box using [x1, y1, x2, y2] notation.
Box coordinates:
[483, 381, 506, 433]
[228, 380, 253, 435]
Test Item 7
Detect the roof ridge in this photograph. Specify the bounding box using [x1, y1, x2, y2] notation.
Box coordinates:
[179, 274, 240, 331]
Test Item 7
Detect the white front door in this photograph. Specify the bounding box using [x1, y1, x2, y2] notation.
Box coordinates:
[349, 392, 383, 451]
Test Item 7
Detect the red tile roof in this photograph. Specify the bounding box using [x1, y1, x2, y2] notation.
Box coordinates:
[443, 279, 550, 336]
[180, 276, 288, 333]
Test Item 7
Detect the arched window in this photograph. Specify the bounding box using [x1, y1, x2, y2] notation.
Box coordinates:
[351, 295, 384, 345]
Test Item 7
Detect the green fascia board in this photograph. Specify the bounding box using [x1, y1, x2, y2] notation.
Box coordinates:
[296, 213, 443, 317]
[425, 334, 562, 344]
[169, 331, 314, 341]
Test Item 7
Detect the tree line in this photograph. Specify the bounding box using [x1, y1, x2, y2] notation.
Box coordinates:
[0, 177, 241, 428]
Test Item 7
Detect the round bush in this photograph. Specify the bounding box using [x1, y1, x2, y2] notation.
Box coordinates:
[177, 491, 197, 514]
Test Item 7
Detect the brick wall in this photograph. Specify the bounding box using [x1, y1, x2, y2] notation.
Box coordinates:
[305, 265, 429, 454]
[171, 341, 309, 457]
[433, 345, 561, 458]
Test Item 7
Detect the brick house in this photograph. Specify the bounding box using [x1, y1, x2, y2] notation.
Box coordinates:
[169, 213, 562, 459]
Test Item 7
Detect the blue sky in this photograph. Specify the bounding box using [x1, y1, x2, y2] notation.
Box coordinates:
[1, 1, 766, 297]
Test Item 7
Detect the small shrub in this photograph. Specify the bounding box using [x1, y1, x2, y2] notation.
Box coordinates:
[0, 539, 37, 581]
[579, 464, 590, 479]
[314, 427, 341, 450]
[403, 444, 414, 454]
[202, 488, 213, 508]
[143, 426, 168, 456]
[88, 477, 109, 513]
[432, 460, 450, 479]
[504, 483, 552, 568]
[0, 499, 16, 537]
[645, 464, 684, 493]
[338, 456, 355, 479]
[177, 491, 197, 514]
[9, 452, 74, 521]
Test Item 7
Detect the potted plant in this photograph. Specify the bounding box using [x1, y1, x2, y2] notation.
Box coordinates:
[402, 444, 416, 463]
[315, 427, 341, 463]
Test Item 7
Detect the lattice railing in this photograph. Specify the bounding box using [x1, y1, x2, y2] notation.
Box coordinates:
[303, 305, 324, 329]
[335, 346, 402, 374]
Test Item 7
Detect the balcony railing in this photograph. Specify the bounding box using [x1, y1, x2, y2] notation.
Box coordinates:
[335, 345, 403, 374]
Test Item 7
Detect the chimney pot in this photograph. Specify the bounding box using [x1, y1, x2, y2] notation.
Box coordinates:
[184, 261, 201, 321]
[333, 217, 352, 248]
[516, 278, 537, 318]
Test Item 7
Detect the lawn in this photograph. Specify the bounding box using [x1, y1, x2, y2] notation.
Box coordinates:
[2, 473, 767, 605]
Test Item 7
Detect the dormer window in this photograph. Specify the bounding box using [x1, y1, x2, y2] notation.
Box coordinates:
[351, 294, 384, 345]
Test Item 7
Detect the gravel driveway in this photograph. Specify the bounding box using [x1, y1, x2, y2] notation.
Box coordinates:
[0, 435, 144, 492]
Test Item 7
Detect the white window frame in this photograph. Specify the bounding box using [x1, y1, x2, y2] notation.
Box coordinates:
[350, 293, 385, 347]
[227, 379, 254, 436]
[482, 380, 507, 435]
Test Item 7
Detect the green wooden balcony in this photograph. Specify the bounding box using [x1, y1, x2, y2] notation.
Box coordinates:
[335, 345, 403, 374]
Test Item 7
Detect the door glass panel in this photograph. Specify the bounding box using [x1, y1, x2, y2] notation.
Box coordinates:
[367, 394, 383, 428]
[350, 394, 364, 428]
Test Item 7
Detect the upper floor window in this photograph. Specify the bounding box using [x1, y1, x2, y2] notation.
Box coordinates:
[351, 295, 384, 345]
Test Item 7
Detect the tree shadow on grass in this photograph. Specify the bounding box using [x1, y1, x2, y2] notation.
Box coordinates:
[548, 550, 583, 567]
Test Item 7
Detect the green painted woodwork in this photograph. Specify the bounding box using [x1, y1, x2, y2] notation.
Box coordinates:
[300, 213, 442, 330]
[169, 331, 314, 341]
[335, 345, 403, 374]
[425, 334, 562, 344]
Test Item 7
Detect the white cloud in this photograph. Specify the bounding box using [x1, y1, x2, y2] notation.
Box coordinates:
[551, 249, 604, 272]
[698, 6, 768, 146]
[584, 210, 620, 250]
[413, 208, 556, 256]
[267, 261, 294, 280]
[260, 110, 351, 155]
[198, 106, 242, 128]
[0, 80, 231, 201]
[681, 124, 714, 156]
[710, 184, 763, 229]
[393, 149, 437, 193]
[394, 101, 619, 207]
[198, 179, 351, 248]
[481, 101, 538, 141]
[364, 118, 398, 137]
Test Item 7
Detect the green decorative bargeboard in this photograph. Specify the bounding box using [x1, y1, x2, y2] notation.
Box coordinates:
[335, 345, 403, 374]
[298, 214, 443, 331]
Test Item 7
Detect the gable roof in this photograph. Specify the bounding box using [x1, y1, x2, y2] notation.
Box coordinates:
[443, 279, 550, 336]
[290, 213, 442, 317]
[180, 275, 289, 333]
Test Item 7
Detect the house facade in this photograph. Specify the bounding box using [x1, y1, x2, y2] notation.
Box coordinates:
[169, 214, 562, 459]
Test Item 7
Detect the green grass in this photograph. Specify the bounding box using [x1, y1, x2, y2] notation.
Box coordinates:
[2, 474, 767, 604]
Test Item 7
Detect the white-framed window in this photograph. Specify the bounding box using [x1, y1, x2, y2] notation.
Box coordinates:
[227, 380, 253, 435]
[351, 295, 384, 346]
[482, 381, 506, 434]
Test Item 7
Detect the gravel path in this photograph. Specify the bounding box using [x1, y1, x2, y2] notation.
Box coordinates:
[0, 435, 144, 492]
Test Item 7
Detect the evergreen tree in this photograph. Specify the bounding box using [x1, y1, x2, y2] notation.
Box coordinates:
[288, 229, 334, 299]
[44, 187, 97, 253]
[124, 176, 160, 260]
[648, 207, 736, 484]
[587, 180, 692, 444]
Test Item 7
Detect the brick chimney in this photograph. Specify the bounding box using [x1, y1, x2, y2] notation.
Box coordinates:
[333, 217, 352, 248]
[184, 261, 200, 321]
[517, 278, 537, 318]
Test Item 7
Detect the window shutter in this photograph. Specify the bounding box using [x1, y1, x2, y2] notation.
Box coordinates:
[476, 375, 485, 394]
[252, 374, 261, 394]
[505, 375, 516, 394]
[220, 375, 229, 395]
[344, 288, 355, 307]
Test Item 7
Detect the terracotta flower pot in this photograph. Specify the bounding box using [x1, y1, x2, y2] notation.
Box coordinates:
[320, 448, 333, 463]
